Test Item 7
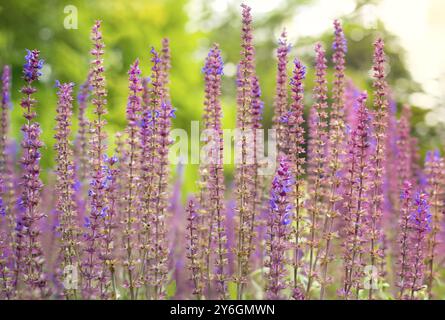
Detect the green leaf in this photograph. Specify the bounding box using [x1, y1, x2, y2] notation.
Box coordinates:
[228, 281, 237, 300]
[166, 280, 177, 299]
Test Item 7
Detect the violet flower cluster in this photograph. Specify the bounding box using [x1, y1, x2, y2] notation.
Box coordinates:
[0, 3, 444, 301]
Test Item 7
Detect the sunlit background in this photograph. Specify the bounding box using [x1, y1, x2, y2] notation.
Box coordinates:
[0, 0, 444, 192]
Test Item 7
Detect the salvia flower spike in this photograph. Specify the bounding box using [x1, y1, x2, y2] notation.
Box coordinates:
[265, 154, 293, 300]
[287, 58, 306, 297]
[424, 150, 444, 298]
[235, 3, 257, 299]
[138, 48, 163, 299]
[54, 82, 79, 299]
[366, 37, 389, 299]
[305, 42, 329, 298]
[318, 20, 347, 299]
[397, 180, 414, 298]
[18, 49, 47, 297]
[122, 59, 143, 299]
[408, 192, 431, 299]
[273, 30, 290, 154]
[83, 20, 108, 299]
[341, 92, 371, 299]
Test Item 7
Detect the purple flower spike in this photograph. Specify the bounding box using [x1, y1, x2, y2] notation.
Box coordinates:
[1, 65, 11, 108]
[318, 20, 349, 299]
[265, 154, 293, 300]
[332, 19, 347, 53]
[202, 46, 224, 76]
[18, 48, 47, 297]
[423, 149, 444, 298]
[83, 20, 109, 299]
[24, 49, 44, 83]
[0, 198, 5, 216]
[122, 59, 143, 299]
[273, 30, 289, 153]
[287, 58, 306, 295]
[234, 3, 258, 300]
[54, 81, 80, 299]
[341, 91, 371, 299]
[305, 42, 329, 298]
[407, 192, 430, 299]
[204, 44, 228, 299]
[365, 37, 389, 299]
[138, 46, 172, 300]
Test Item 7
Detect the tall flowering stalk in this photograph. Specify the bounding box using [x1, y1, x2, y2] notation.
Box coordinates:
[287, 59, 306, 298]
[75, 73, 91, 183]
[18, 49, 46, 297]
[273, 30, 289, 154]
[83, 21, 108, 298]
[366, 38, 389, 299]
[305, 43, 328, 297]
[398, 187, 431, 299]
[265, 154, 292, 300]
[150, 106, 173, 300]
[246, 73, 265, 286]
[100, 155, 119, 299]
[341, 92, 370, 299]
[397, 181, 414, 298]
[138, 49, 162, 299]
[185, 198, 204, 299]
[423, 150, 444, 298]
[0, 65, 16, 280]
[203, 45, 227, 298]
[54, 82, 79, 299]
[198, 45, 218, 294]
[147, 47, 173, 299]
[234, 3, 256, 299]
[318, 20, 347, 299]
[122, 60, 143, 299]
[408, 192, 430, 299]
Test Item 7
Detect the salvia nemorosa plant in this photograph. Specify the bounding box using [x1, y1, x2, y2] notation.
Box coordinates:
[54, 82, 79, 299]
[234, 3, 257, 300]
[83, 20, 108, 299]
[365, 37, 389, 299]
[317, 20, 347, 300]
[287, 58, 306, 299]
[265, 154, 292, 300]
[273, 30, 289, 155]
[122, 59, 143, 299]
[18, 49, 47, 298]
[305, 42, 329, 298]
[423, 150, 444, 299]
[0, 3, 444, 300]
[203, 45, 228, 299]
[341, 92, 371, 300]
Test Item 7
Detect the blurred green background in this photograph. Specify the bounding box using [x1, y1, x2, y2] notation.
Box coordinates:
[0, 0, 440, 193]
